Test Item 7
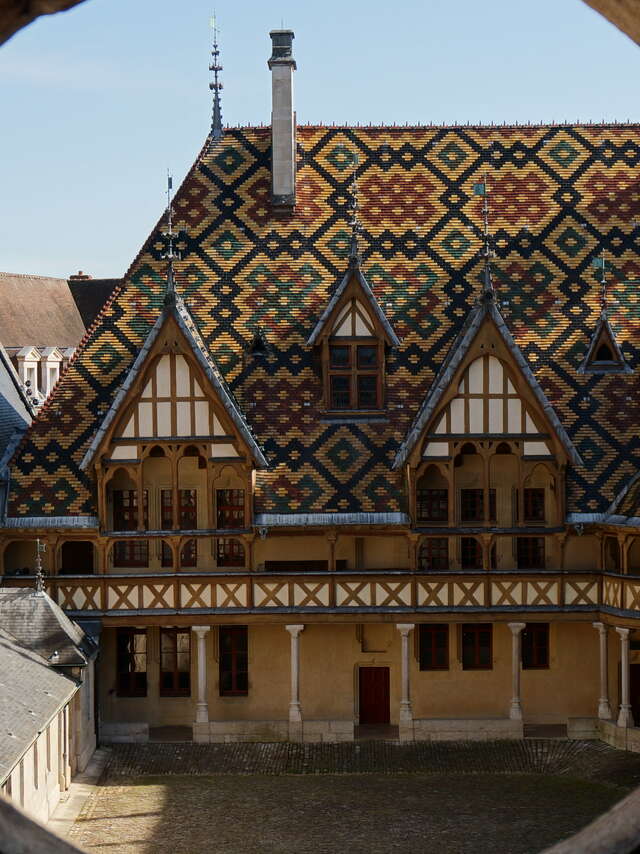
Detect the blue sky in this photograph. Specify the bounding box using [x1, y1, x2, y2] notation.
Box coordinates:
[1, 0, 639, 278]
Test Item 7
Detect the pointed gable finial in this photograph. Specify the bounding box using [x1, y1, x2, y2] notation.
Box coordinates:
[348, 155, 362, 268]
[209, 13, 224, 141]
[162, 172, 178, 307]
[474, 174, 494, 301]
[592, 250, 608, 315]
[34, 537, 45, 595]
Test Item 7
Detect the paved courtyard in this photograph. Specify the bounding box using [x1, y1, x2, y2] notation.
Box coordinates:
[68, 740, 640, 854]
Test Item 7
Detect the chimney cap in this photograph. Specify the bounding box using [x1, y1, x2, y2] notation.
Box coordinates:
[268, 29, 296, 69]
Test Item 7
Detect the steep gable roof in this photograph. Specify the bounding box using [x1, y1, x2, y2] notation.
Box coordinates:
[0, 273, 86, 348]
[307, 264, 400, 346]
[394, 293, 584, 469]
[80, 292, 268, 471]
[5, 124, 640, 519]
[578, 309, 633, 374]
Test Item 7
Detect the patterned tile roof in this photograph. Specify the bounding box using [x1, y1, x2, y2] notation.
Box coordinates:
[6, 124, 640, 520]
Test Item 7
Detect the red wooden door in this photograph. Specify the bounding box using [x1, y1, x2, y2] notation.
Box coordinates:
[359, 667, 390, 725]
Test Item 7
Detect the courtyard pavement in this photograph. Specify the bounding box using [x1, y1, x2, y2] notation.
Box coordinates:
[67, 739, 640, 854]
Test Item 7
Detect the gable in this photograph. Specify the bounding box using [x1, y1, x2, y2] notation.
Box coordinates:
[424, 353, 553, 459]
[579, 311, 632, 375]
[331, 297, 375, 337]
[81, 300, 268, 471]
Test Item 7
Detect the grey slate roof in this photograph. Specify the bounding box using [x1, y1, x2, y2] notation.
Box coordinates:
[80, 293, 268, 471]
[68, 277, 121, 329]
[0, 588, 96, 667]
[0, 342, 31, 468]
[1, 515, 98, 529]
[307, 264, 401, 347]
[255, 512, 410, 527]
[0, 627, 77, 785]
[393, 296, 584, 470]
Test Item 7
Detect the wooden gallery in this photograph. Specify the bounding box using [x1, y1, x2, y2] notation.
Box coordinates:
[2, 29, 640, 747]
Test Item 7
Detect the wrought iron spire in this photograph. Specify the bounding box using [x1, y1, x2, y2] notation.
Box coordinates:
[594, 250, 608, 315]
[162, 172, 178, 307]
[209, 14, 223, 140]
[348, 157, 362, 267]
[34, 538, 45, 595]
[478, 173, 494, 299]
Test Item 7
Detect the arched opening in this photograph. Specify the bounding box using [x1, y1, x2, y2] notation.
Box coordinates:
[216, 537, 245, 568]
[454, 443, 486, 524]
[595, 343, 614, 362]
[179, 538, 198, 569]
[489, 447, 517, 529]
[107, 468, 146, 531]
[496, 442, 512, 455]
[418, 537, 448, 571]
[523, 464, 554, 525]
[604, 536, 621, 572]
[111, 539, 149, 570]
[628, 537, 640, 575]
[2, 540, 36, 576]
[416, 465, 448, 524]
[60, 541, 95, 575]
[160, 539, 175, 570]
[460, 536, 483, 570]
[142, 451, 171, 530]
[214, 465, 247, 530]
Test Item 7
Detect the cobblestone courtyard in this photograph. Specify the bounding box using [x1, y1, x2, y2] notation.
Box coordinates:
[69, 740, 640, 854]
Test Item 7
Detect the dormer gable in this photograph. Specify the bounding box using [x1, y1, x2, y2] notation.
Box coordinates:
[80, 296, 267, 471]
[578, 310, 632, 375]
[395, 299, 582, 470]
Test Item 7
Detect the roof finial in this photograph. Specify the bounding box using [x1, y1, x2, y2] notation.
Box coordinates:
[162, 172, 178, 307]
[592, 250, 608, 315]
[474, 174, 494, 300]
[34, 537, 45, 595]
[348, 154, 362, 267]
[209, 14, 223, 140]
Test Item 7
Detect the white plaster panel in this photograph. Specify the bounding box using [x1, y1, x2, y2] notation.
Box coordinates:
[121, 415, 134, 438]
[156, 355, 171, 396]
[488, 398, 503, 433]
[491, 581, 523, 605]
[195, 401, 209, 435]
[293, 584, 329, 606]
[253, 583, 288, 607]
[156, 402, 171, 436]
[525, 413, 536, 433]
[424, 442, 448, 457]
[211, 443, 238, 457]
[138, 402, 153, 436]
[469, 398, 483, 433]
[375, 582, 411, 605]
[176, 402, 191, 436]
[181, 583, 212, 607]
[468, 357, 484, 393]
[506, 378, 516, 394]
[450, 398, 464, 433]
[216, 583, 247, 607]
[417, 582, 447, 606]
[336, 583, 371, 606]
[354, 313, 370, 337]
[110, 445, 131, 460]
[434, 414, 446, 434]
[213, 416, 224, 435]
[488, 356, 503, 393]
[142, 585, 174, 608]
[524, 441, 550, 456]
[141, 381, 152, 398]
[193, 378, 204, 398]
[175, 355, 189, 395]
[507, 398, 522, 432]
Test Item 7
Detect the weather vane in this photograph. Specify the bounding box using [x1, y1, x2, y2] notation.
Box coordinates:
[209, 13, 223, 140]
[162, 172, 179, 306]
[348, 153, 362, 267]
[34, 538, 46, 594]
[592, 250, 608, 314]
[473, 174, 494, 298]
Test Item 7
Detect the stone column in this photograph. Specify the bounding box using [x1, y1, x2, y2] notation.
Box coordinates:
[192, 626, 211, 741]
[508, 622, 526, 721]
[286, 625, 304, 741]
[593, 622, 612, 719]
[396, 624, 415, 741]
[616, 627, 634, 728]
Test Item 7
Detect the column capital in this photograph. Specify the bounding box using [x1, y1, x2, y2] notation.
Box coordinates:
[616, 626, 631, 639]
[508, 622, 526, 635]
[286, 624, 305, 638]
[592, 621, 606, 632]
[192, 625, 211, 638]
[396, 623, 415, 636]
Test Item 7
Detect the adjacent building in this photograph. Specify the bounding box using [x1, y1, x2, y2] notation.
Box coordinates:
[1, 29, 640, 747]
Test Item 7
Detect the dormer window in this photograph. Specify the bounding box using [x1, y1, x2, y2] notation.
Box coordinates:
[579, 311, 632, 375]
[328, 341, 381, 410]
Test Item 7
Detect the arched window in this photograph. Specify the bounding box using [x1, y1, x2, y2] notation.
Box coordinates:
[416, 465, 448, 523]
[604, 537, 621, 572]
[461, 537, 483, 570]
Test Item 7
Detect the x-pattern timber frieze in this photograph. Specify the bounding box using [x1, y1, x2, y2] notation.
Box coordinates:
[9, 571, 640, 618]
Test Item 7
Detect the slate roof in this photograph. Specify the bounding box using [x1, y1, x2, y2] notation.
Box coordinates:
[0, 342, 31, 469]
[68, 277, 121, 329]
[6, 124, 640, 520]
[0, 627, 77, 785]
[0, 588, 96, 667]
[0, 274, 86, 348]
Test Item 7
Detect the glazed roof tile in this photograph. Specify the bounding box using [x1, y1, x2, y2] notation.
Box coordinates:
[6, 124, 640, 520]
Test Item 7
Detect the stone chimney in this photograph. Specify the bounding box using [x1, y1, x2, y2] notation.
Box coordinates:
[68, 270, 92, 281]
[268, 29, 296, 210]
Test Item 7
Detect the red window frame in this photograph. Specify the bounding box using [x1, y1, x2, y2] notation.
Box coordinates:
[216, 537, 245, 567]
[159, 628, 191, 697]
[461, 624, 492, 670]
[461, 537, 483, 570]
[416, 488, 448, 523]
[116, 628, 147, 697]
[460, 489, 496, 523]
[219, 626, 248, 696]
[517, 537, 545, 570]
[216, 489, 245, 529]
[419, 624, 449, 670]
[418, 538, 449, 571]
[523, 488, 545, 522]
[522, 623, 549, 669]
[327, 341, 381, 411]
[113, 490, 148, 531]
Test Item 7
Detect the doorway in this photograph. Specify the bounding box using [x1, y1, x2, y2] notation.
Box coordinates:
[358, 666, 390, 725]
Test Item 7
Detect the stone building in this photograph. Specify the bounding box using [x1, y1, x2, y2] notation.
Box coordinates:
[0, 588, 97, 823]
[1, 29, 640, 746]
